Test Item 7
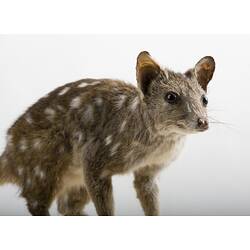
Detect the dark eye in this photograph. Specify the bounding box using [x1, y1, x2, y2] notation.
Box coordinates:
[202, 95, 208, 106]
[165, 91, 179, 104]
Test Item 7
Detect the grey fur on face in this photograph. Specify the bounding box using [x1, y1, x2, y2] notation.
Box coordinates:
[137, 52, 215, 135]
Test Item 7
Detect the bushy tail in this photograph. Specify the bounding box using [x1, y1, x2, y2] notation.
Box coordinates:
[0, 154, 8, 185]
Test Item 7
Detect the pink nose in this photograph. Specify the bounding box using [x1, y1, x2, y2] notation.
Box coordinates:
[197, 118, 208, 130]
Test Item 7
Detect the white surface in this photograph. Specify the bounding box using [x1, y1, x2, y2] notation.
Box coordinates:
[1, 0, 249, 34]
[0, 35, 249, 215]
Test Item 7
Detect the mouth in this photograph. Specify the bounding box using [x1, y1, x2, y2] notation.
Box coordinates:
[196, 124, 209, 132]
[197, 128, 208, 132]
[176, 123, 209, 133]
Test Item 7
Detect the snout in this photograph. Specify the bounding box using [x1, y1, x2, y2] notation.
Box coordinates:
[197, 118, 209, 131]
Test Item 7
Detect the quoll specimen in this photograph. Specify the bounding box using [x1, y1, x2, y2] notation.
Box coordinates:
[0, 51, 215, 215]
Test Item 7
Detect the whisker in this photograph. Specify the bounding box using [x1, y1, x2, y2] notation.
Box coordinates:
[208, 116, 238, 131]
[207, 108, 225, 112]
[208, 116, 231, 125]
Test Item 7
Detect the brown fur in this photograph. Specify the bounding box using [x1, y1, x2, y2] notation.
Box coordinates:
[0, 52, 215, 215]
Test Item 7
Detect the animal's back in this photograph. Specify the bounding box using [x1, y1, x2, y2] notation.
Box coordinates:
[0, 78, 143, 189]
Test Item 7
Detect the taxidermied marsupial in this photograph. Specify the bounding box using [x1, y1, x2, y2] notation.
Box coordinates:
[0, 51, 215, 215]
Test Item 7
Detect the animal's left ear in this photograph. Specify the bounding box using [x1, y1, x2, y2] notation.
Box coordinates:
[194, 56, 215, 91]
[185, 56, 215, 91]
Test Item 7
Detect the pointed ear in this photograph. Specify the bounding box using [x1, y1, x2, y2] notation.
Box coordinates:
[136, 51, 163, 95]
[194, 56, 215, 91]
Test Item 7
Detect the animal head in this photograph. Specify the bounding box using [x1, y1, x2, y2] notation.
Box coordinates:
[136, 51, 215, 135]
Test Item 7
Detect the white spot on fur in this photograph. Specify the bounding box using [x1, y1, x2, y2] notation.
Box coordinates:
[17, 167, 23, 176]
[91, 81, 101, 85]
[63, 194, 68, 204]
[110, 142, 121, 156]
[57, 105, 65, 111]
[34, 166, 45, 179]
[25, 113, 33, 124]
[44, 108, 56, 121]
[130, 96, 139, 111]
[100, 169, 112, 178]
[120, 120, 127, 132]
[40, 171, 45, 179]
[59, 145, 65, 154]
[19, 138, 28, 151]
[6, 134, 13, 147]
[74, 131, 83, 144]
[34, 166, 40, 175]
[26, 178, 31, 187]
[78, 82, 88, 88]
[78, 81, 100, 88]
[70, 97, 81, 108]
[124, 150, 134, 162]
[105, 135, 112, 145]
[58, 87, 70, 96]
[84, 105, 93, 121]
[33, 138, 42, 150]
[31, 201, 38, 208]
[44, 108, 56, 117]
[95, 97, 103, 106]
[114, 95, 127, 109]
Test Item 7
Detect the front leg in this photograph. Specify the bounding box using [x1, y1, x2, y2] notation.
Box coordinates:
[134, 165, 160, 216]
[84, 169, 114, 216]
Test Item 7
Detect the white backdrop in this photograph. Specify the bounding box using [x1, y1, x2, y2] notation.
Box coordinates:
[0, 35, 249, 215]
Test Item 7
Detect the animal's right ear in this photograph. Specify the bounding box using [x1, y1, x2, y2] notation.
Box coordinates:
[136, 51, 163, 95]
